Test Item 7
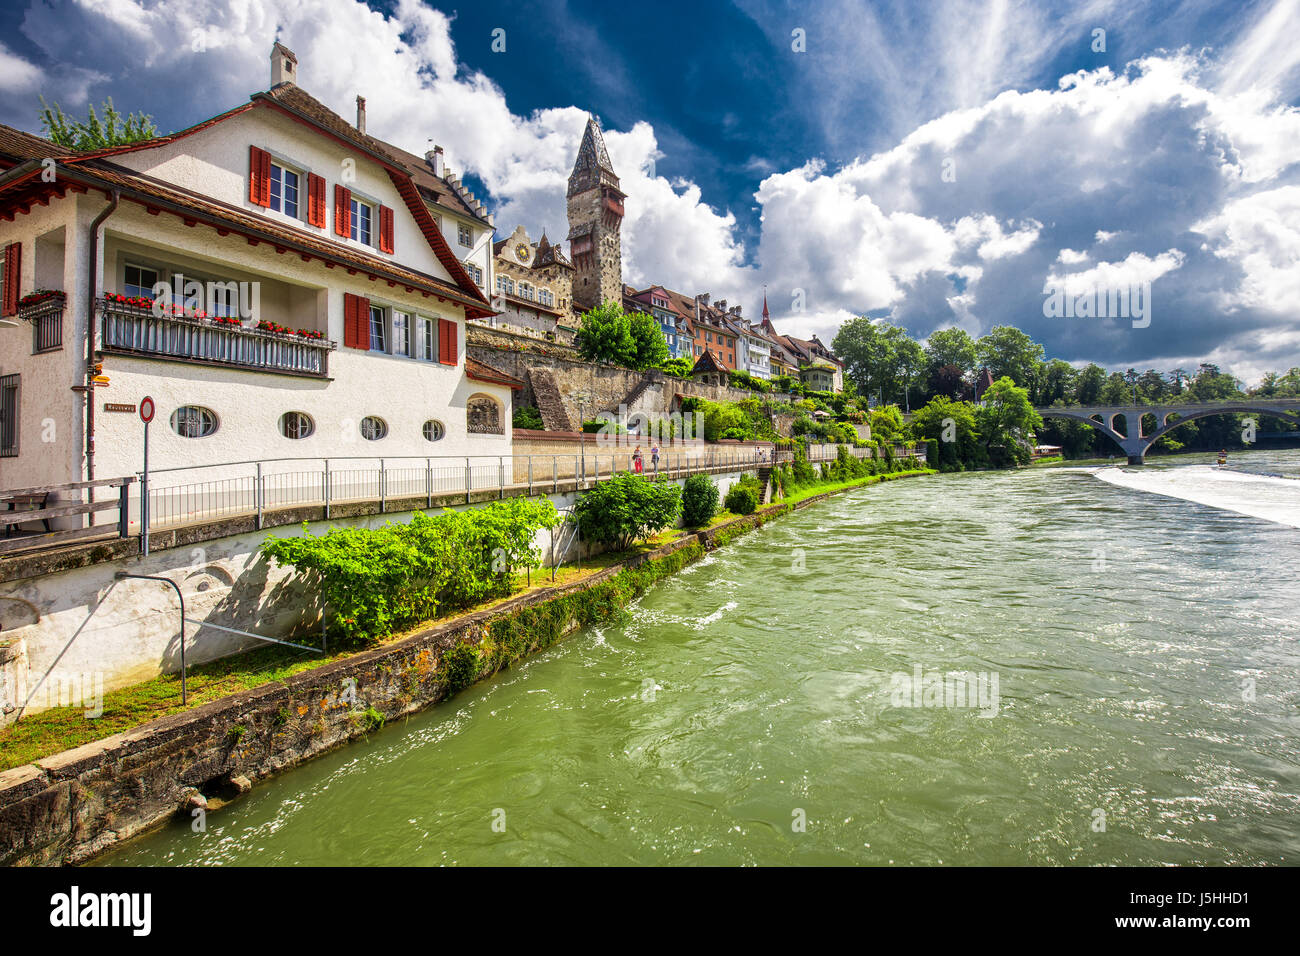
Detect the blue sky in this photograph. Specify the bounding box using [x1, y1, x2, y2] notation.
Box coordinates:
[2, 0, 1298, 381]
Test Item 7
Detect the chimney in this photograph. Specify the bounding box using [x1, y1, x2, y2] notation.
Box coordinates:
[355, 96, 366, 134]
[426, 145, 446, 178]
[270, 41, 297, 87]
[696, 293, 710, 305]
[716, 299, 727, 311]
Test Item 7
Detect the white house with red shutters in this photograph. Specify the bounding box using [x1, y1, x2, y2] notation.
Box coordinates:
[0, 41, 516, 495]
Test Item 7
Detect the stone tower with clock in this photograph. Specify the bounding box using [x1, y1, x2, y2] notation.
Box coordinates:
[566, 114, 624, 313]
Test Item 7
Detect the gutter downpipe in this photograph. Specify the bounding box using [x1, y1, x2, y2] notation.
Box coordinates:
[85, 189, 119, 487]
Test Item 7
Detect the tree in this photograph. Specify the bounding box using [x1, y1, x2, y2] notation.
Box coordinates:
[1074, 363, 1106, 405]
[925, 363, 968, 401]
[627, 309, 669, 370]
[925, 327, 978, 374]
[1036, 358, 1079, 407]
[575, 301, 636, 366]
[39, 96, 158, 150]
[832, 317, 921, 405]
[909, 396, 981, 470]
[976, 377, 1042, 465]
[976, 325, 1045, 391]
[573, 473, 681, 550]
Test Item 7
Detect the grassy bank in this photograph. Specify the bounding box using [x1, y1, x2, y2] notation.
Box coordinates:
[0, 467, 932, 772]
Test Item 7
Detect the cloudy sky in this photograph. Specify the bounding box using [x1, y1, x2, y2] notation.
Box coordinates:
[2, 0, 1298, 381]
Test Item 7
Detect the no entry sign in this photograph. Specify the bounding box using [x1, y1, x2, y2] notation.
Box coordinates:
[139, 396, 155, 424]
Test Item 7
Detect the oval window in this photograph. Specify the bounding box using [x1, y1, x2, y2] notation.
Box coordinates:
[422, 420, 445, 442]
[279, 411, 314, 439]
[360, 416, 388, 441]
[170, 405, 218, 438]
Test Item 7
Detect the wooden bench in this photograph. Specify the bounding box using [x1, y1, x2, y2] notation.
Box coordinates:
[2, 492, 52, 536]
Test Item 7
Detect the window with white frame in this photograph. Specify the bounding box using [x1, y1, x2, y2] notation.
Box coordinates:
[539, 288, 554, 307]
[458, 223, 472, 247]
[416, 316, 435, 361]
[350, 197, 374, 245]
[392, 311, 411, 357]
[360, 416, 388, 441]
[368, 305, 386, 351]
[269, 162, 300, 219]
[519, 283, 533, 302]
[463, 261, 482, 285]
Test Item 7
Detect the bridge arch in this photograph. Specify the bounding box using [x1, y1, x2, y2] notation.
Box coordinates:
[1036, 403, 1300, 463]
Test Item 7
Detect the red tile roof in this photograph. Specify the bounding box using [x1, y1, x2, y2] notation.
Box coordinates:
[466, 357, 524, 388]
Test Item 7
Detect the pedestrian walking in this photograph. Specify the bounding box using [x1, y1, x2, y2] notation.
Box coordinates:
[633, 445, 643, 473]
[651, 444, 660, 474]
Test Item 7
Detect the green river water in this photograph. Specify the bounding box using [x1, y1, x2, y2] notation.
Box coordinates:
[100, 450, 1300, 866]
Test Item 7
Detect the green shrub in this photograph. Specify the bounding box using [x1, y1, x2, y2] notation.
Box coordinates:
[681, 473, 719, 527]
[441, 642, 481, 690]
[512, 405, 545, 430]
[574, 472, 682, 549]
[261, 498, 560, 644]
[724, 483, 758, 516]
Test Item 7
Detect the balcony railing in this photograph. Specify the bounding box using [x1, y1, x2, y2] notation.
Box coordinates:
[99, 300, 335, 378]
[17, 296, 64, 353]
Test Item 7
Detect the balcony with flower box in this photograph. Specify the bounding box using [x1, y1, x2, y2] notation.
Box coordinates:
[98, 294, 335, 378]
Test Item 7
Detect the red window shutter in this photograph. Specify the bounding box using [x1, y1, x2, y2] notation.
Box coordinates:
[438, 318, 457, 366]
[334, 185, 351, 237]
[248, 146, 271, 207]
[378, 205, 394, 254]
[343, 293, 371, 350]
[307, 174, 326, 227]
[355, 295, 371, 351]
[2, 242, 21, 316]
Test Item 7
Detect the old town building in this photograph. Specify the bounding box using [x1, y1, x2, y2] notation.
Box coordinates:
[0, 41, 515, 492]
[490, 225, 575, 339]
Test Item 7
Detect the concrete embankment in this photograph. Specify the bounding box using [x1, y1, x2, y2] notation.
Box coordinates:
[0, 471, 930, 866]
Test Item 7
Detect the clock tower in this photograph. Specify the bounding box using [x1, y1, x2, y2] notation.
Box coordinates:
[566, 114, 624, 313]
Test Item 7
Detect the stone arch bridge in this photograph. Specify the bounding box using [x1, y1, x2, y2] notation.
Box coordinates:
[1034, 399, 1300, 464]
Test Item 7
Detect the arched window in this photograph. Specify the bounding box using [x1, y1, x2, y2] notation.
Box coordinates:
[466, 393, 503, 435]
[279, 411, 314, 439]
[170, 405, 218, 438]
[360, 416, 388, 441]
[422, 419, 445, 442]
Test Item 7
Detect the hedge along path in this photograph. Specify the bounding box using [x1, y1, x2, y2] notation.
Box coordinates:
[0, 469, 934, 778]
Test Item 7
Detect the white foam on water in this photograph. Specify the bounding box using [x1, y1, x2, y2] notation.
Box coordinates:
[1094, 464, 1300, 528]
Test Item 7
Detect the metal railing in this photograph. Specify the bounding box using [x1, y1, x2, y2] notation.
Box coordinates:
[100, 301, 335, 378]
[0, 442, 923, 555]
[22, 302, 63, 353]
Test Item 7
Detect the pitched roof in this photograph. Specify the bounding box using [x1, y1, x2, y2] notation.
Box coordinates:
[466, 357, 524, 388]
[18, 81, 492, 315]
[691, 348, 728, 376]
[568, 115, 619, 197]
[375, 137, 490, 225]
[31, 158, 490, 313]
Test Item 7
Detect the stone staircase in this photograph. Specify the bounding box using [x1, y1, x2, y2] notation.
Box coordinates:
[528, 368, 573, 432]
[757, 465, 774, 503]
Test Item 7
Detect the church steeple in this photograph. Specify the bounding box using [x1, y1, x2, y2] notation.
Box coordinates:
[567, 113, 624, 312]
